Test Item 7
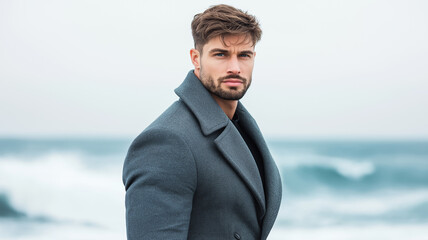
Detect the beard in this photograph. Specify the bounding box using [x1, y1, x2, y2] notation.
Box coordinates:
[200, 69, 251, 100]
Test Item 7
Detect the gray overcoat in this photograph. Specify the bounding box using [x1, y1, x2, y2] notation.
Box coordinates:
[123, 70, 282, 240]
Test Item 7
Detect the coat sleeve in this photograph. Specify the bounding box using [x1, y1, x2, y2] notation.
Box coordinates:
[122, 129, 197, 240]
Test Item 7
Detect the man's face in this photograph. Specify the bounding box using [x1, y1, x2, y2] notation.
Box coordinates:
[192, 34, 256, 100]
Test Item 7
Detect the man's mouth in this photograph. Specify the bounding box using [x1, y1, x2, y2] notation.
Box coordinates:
[222, 80, 243, 87]
[220, 75, 245, 87]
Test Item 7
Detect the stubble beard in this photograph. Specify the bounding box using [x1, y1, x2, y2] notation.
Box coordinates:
[200, 68, 251, 101]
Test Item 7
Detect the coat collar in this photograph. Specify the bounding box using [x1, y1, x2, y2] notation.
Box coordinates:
[175, 70, 282, 237]
[174, 70, 266, 214]
[174, 70, 230, 136]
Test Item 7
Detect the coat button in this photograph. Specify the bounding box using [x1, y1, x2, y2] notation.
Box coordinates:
[234, 232, 241, 240]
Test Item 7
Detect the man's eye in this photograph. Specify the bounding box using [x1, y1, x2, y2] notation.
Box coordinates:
[239, 54, 250, 58]
[214, 53, 225, 57]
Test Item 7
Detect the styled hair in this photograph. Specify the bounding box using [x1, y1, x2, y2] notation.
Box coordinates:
[191, 4, 262, 52]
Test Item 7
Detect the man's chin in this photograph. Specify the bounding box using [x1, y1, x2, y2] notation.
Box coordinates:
[213, 90, 246, 101]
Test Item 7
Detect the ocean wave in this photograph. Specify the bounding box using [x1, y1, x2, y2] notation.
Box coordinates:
[280, 154, 376, 179]
[0, 152, 125, 230]
[273, 152, 428, 194]
[275, 153, 377, 190]
[0, 193, 25, 218]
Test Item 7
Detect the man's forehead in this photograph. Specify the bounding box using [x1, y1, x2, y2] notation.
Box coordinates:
[205, 35, 255, 51]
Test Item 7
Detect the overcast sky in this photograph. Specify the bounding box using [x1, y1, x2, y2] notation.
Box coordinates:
[1, 0, 427, 139]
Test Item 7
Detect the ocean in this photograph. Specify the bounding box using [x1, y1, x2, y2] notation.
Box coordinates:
[0, 138, 427, 240]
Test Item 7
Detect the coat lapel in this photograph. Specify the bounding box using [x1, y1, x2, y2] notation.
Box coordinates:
[214, 122, 266, 217]
[236, 103, 282, 239]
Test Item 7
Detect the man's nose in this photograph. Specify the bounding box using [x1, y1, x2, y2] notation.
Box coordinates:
[227, 56, 241, 75]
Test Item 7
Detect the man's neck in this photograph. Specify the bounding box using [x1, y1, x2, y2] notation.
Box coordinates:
[210, 94, 238, 120]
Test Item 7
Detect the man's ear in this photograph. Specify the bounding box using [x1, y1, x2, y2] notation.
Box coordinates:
[190, 48, 201, 76]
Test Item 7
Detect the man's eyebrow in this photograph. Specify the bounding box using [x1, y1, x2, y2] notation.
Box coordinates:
[239, 50, 254, 55]
[208, 48, 255, 55]
[209, 48, 229, 54]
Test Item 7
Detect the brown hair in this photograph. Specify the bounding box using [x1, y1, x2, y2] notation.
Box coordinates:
[191, 4, 262, 52]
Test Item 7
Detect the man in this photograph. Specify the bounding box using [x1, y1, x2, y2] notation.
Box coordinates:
[123, 4, 282, 240]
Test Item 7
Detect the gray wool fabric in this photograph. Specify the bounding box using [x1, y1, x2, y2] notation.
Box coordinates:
[123, 70, 282, 240]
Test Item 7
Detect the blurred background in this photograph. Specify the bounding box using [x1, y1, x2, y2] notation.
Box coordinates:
[1, 0, 427, 239]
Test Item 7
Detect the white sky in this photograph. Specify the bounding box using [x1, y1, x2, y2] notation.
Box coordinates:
[1, 0, 427, 139]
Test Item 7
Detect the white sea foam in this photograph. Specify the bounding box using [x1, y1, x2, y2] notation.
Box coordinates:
[278, 189, 428, 227]
[0, 152, 125, 234]
[0, 219, 125, 240]
[268, 223, 428, 240]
